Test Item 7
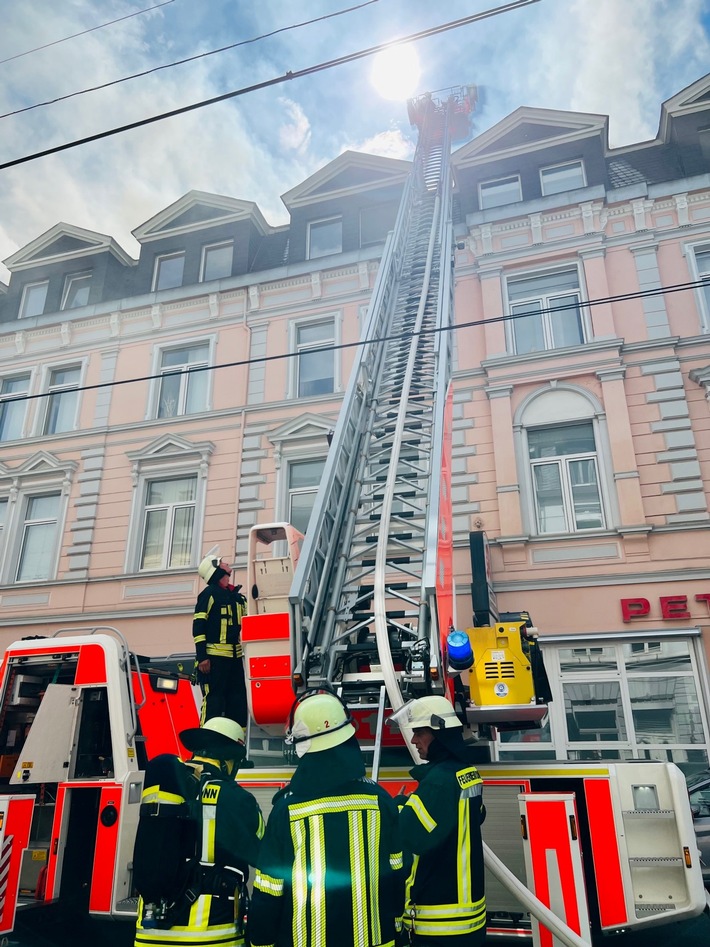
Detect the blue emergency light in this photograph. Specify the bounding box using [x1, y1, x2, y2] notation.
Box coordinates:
[447, 630, 474, 671]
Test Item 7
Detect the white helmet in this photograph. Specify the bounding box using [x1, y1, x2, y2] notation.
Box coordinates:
[198, 548, 229, 583]
[180, 717, 246, 759]
[286, 691, 356, 758]
[390, 695, 462, 731]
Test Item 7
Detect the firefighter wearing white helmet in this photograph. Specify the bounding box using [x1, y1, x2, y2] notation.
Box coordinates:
[133, 716, 264, 947]
[192, 548, 248, 727]
[248, 690, 405, 947]
[392, 695, 486, 946]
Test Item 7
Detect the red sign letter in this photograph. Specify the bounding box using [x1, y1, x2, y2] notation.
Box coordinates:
[620, 598, 650, 622]
[660, 596, 690, 620]
[695, 593, 710, 614]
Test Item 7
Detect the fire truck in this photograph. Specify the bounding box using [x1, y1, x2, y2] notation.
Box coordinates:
[0, 88, 705, 946]
[0, 629, 200, 942]
[237, 85, 709, 946]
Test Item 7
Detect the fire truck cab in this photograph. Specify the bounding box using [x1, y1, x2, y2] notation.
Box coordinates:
[0, 628, 198, 938]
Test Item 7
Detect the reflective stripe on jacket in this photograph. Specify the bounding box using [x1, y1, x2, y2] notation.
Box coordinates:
[134, 757, 264, 947]
[400, 761, 486, 941]
[193, 585, 246, 662]
[249, 779, 403, 947]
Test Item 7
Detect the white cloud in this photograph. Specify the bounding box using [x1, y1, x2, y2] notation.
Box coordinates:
[278, 98, 311, 154]
[345, 128, 415, 161]
[0, 0, 708, 284]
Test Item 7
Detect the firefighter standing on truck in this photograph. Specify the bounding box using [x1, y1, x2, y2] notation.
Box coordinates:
[248, 689, 405, 947]
[133, 716, 264, 947]
[390, 696, 486, 946]
[193, 551, 248, 726]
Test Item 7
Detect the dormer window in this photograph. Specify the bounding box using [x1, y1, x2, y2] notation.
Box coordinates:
[308, 217, 342, 260]
[61, 273, 91, 310]
[200, 241, 233, 282]
[153, 252, 185, 291]
[479, 175, 522, 210]
[19, 280, 49, 318]
[540, 160, 586, 196]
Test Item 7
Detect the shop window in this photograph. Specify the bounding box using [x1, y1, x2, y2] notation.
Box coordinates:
[497, 636, 710, 771]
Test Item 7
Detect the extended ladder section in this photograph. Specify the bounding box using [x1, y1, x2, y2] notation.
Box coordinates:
[289, 90, 473, 721]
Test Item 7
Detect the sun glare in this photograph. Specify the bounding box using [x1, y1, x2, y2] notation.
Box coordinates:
[370, 44, 420, 101]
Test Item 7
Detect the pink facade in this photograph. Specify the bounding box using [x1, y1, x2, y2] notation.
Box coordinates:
[1, 78, 709, 766]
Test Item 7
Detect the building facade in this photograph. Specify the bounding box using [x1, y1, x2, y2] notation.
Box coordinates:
[0, 76, 709, 773]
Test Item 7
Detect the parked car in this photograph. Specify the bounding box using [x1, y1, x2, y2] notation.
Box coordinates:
[687, 768, 710, 888]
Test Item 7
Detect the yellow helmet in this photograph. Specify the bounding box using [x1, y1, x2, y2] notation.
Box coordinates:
[286, 691, 356, 757]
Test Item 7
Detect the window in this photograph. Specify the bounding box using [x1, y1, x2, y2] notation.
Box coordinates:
[360, 202, 398, 247]
[498, 636, 710, 770]
[201, 242, 233, 282]
[156, 343, 209, 418]
[307, 218, 342, 259]
[0, 375, 30, 441]
[540, 161, 586, 196]
[42, 366, 80, 435]
[126, 435, 212, 574]
[288, 459, 326, 534]
[479, 175, 522, 210]
[61, 273, 91, 310]
[507, 268, 586, 354]
[19, 281, 49, 319]
[528, 422, 605, 534]
[139, 476, 197, 570]
[0, 497, 7, 553]
[16, 493, 61, 582]
[296, 321, 334, 397]
[693, 245, 710, 325]
[153, 252, 185, 291]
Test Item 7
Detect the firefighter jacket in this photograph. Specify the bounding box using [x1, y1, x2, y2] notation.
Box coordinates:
[193, 581, 247, 662]
[134, 755, 265, 947]
[248, 737, 405, 947]
[399, 741, 486, 945]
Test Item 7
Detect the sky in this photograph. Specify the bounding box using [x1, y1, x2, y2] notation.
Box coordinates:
[0, 0, 709, 284]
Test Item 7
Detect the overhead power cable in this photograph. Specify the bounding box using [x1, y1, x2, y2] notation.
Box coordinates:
[0, 0, 540, 171]
[0, 0, 382, 121]
[0, 0, 177, 66]
[2, 275, 706, 407]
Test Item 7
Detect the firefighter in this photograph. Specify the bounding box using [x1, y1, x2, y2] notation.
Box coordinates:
[390, 696, 486, 946]
[133, 716, 264, 947]
[193, 551, 248, 726]
[248, 689, 405, 947]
